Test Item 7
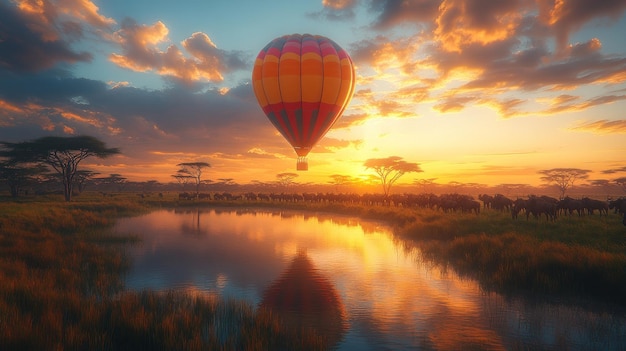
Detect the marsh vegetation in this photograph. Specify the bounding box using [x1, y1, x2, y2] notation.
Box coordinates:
[0, 196, 326, 350]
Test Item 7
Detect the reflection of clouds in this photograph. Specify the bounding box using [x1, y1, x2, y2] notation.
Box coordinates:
[117, 208, 626, 350]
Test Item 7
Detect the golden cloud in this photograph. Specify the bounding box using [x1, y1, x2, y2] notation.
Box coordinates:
[570, 119, 626, 134]
[109, 21, 231, 83]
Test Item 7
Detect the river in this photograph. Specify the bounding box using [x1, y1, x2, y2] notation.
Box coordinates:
[114, 207, 626, 350]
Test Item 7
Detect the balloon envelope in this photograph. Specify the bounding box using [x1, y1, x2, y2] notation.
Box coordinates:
[252, 34, 355, 170]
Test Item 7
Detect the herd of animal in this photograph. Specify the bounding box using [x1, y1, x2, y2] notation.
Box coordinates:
[177, 191, 626, 225]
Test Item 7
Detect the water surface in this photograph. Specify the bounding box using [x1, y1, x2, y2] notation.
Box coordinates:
[115, 208, 626, 350]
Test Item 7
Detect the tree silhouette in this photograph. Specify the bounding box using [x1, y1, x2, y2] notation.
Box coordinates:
[364, 156, 422, 196]
[74, 170, 98, 193]
[539, 168, 590, 199]
[172, 172, 193, 190]
[0, 136, 120, 201]
[176, 162, 210, 198]
[0, 161, 47, 197]
[94, 173, 127, 192]
[413, 178, 437, 193]
[328, 174, 356, 192]
[615, 177, 626, 193]
[276, 172, 298, 188]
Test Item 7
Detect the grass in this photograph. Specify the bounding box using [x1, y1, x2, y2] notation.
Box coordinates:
[396, 208, 626, 305]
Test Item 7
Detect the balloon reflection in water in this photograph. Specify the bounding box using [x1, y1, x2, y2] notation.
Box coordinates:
[259, 250, 348, 348]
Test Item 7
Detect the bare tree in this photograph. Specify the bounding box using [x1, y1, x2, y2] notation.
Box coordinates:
[176, 162, 210, 198]
[0, 136, 120, 201]
[364, 156, 422, 196]
[539, 168, 590, 199]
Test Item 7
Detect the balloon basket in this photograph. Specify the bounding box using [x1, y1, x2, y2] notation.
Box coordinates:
[297, 157, 308, 171]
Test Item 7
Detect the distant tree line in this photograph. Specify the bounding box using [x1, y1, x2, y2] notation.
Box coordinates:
[2, 136, 624, 202]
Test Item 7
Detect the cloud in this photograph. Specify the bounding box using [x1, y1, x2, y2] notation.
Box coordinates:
[433, 94, 479, 113]
[545, 94, 626, 114]
[423, 36, 626, 116]
[537, 0, 626, 52]
[434, 0, 524, 52]
[602, 166, 626, 174]
[332, 112, 370, 129]
[308, 0, 358, 20]
[0, 1, 93, 72]
[0, 68, 285, 165]
[569, 119, 626, 134]
[349, 35, 423, 73]
[367, 0, 441, 29]
[12, 0, 115, 39]
[109, 19, 248, 84]
[352, 1, 626, 118]
[316, 137, 363, 153]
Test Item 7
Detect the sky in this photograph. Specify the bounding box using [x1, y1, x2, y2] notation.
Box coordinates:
[1, 0, 626, 188]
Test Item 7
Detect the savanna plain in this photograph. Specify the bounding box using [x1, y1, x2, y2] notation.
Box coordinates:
[1, 191, 625, 350]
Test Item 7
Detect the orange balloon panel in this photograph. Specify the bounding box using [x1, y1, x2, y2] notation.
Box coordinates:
[252, 34, 355, 169]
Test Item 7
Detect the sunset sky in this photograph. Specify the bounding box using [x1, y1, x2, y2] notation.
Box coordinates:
[1, 0, 625, 187]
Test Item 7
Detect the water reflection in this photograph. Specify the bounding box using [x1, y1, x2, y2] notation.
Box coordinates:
[260, 250, 347, 348]
[117, 208, 626, 351]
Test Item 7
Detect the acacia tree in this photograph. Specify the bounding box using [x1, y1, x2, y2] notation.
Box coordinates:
[0, 136, 120, 201]
[364, 156, 422, 196]
[413, 178, 437, 193]
[74, 170, 98, 193]
[0, 161, 47, 197]
[329, 174, 355, 192]
[172, 172, 193, 190]
[94, 173, 127, 192]
[176, 162, 210, 198]
[538, 168, 590, 199]
[276, 172, 298, 189]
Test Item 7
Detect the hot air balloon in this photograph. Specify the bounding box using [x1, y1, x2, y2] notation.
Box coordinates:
[252, 34, 355, 170]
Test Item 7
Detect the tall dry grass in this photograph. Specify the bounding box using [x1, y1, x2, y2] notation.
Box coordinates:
[398, 208, 626, 304]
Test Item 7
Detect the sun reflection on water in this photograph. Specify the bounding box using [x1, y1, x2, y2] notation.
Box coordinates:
[117, 208, 626, 350]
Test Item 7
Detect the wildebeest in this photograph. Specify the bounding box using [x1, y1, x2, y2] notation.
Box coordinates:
[478, 194, 493, 209]
[511, 198, 527, 219]
[492, 194, 513, 212]
[609, 198, 626, 226]
[581, 197, 608, 216]
[178, 192, 193, 200]
[524, 196, 558, 221]
[558, 196, 584, 217]
[478, 194, 512, 211]
[436, 194, 479, 214]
